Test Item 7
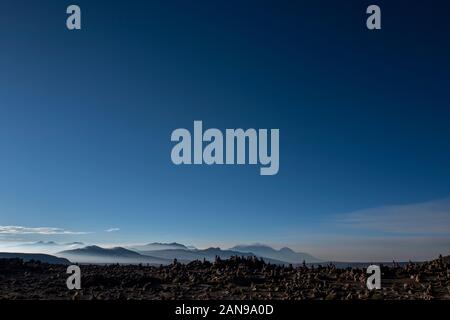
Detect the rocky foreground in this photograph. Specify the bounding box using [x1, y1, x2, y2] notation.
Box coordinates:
[0, 255, 449, 300]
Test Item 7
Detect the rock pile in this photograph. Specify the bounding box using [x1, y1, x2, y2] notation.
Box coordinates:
[0, 255, 448, 300]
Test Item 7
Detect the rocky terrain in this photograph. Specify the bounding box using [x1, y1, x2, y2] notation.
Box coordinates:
[0, 255, 448, 300]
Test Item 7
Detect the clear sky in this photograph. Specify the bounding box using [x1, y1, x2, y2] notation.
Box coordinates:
[0, 0, 449, 261]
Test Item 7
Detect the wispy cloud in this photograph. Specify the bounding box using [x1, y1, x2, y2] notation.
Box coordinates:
[337, 198, 450, 235]
[284, 198, 450, 260]
[105, 228, 120, 233]
[0, 226, 89, 235]
[294, 235, 450, 262]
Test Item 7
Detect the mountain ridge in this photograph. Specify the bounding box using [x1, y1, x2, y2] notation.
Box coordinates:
[58, 245, 171, 265]
[0, 252, 71, 265]
[137, 247, 289, 265]
[128, 242, 189, 252]
[230, 244, 321, 263]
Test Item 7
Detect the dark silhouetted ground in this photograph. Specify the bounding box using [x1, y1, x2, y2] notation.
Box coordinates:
[0, 255, 448, 300]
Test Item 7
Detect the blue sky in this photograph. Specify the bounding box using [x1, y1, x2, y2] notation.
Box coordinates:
[0, 0, 449, 260]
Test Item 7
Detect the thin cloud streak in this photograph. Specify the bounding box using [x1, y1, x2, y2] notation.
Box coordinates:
[337, 198, 450, 235]
[0, 226, 89, 235]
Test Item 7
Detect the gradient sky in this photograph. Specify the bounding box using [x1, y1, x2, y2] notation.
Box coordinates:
[0, 0, 449, 261]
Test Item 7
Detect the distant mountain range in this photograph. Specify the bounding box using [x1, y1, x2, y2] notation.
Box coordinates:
[128, 242, 189, 252]
[1, 241, 322, 265]
[136, 247, 287, 265]
[58, 243, 319, 265]
[58, 245, 288, 265]
[9, 241, 85, 252]
[3, 242, 425, 267]
[230, 244, 322, 263]
[58, 245, 171, 265]
[0, 252, 70, 265]
[19, 241, 59, 247]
